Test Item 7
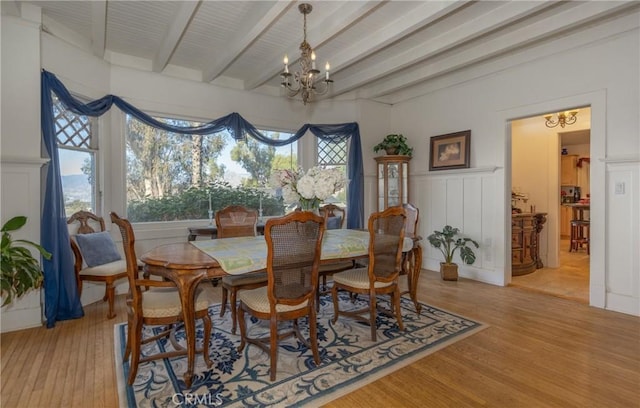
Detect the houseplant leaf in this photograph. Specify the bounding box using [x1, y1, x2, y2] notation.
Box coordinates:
[1, 216, 51, 306]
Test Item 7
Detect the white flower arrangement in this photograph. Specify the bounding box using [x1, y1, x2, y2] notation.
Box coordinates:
[271, 166, 347, 210]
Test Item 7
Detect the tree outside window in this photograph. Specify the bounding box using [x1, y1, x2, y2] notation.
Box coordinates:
[124, 115, 297, 222]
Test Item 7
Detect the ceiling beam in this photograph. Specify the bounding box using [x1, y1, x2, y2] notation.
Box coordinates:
[152, 1, 201, 73]
[91, 1, 107, 58]
[1, 0, 22, 17]
[330, 1, 470, 73]
[244, 0, 383, 90]
[360, 1, 636, 99]
[330, 0, 557, 98]
[384, 11, 638, 105]
[203, 1, 293, 83]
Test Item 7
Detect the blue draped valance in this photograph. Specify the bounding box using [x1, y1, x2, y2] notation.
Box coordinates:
[40, 70, 364, 327]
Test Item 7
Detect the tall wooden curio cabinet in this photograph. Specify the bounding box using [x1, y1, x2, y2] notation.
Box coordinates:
[375, 155, 411, 211]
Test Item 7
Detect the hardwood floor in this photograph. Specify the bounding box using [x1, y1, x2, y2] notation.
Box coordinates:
[511, 238, 590, 303]
[2, 269, 638, 408]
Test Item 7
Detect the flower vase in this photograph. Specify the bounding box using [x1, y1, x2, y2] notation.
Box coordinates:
[299, 198, 321, 215]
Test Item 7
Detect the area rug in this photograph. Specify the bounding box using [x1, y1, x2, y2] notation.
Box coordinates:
[115, 290, 485, 407]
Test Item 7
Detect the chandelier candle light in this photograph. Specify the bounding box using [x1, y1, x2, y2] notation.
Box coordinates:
[281, 3, 333, 105]
[271, 167, 347, 213]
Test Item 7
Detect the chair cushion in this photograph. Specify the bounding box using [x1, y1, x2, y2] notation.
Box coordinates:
[142, 286, 213, 318]
[79, 259, 127, 277]
[326, 216, 342, 230]
[74, 231, 122, 267]
[333, 267, 394, 289]
[222, 272, 267, 287]
[238, 286, 308, 313]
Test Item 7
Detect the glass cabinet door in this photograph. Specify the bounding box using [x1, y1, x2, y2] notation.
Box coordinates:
[375, 155, 411, 212]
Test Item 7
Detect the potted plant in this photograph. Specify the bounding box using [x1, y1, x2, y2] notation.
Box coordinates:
[427, 225, 479, 281]
[1, 216, 51, 306]
[373, 134, 413, 156]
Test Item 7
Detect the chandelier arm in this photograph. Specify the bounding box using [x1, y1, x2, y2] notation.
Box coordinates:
[544, 111, 579, 128]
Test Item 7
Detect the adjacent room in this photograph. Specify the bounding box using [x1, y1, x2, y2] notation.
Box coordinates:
[2, 1, 639, 407]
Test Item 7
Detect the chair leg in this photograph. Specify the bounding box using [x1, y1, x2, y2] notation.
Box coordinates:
[316, 278, 320, 312]
[105, 283, 116, 319]
[586, 225, 590, 255]
[237, 305, 247, 352]
[392, 288, 404, 332]
[309, 307, 320, 366]
[123, 311, 132, 362]
[220, 287, 228, 317]
[127, 317, 143, 385]
[369, 289, 377, 342]
[269, 315, 278, 381]
[331, 285, 340, 324]
[230, 288, 238, 335]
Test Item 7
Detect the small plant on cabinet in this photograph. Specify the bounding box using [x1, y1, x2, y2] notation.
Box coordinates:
[373, 134, 413, 156]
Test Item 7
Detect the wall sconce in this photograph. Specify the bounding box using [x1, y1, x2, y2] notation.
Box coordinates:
[544, 110, 578, 128]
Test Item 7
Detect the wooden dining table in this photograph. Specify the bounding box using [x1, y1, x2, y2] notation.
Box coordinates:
[140, 229, 421, 387]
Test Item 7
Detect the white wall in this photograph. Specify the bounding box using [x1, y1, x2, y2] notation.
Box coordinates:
[1, 12, 47, 332]
[391, 13, 640, 316]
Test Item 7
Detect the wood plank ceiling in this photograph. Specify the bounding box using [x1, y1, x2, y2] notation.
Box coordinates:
[7, 0, 639, 104]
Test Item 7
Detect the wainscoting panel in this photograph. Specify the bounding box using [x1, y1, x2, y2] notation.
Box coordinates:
[415, 167, 504, 286]
[0, 158, 48, 332]
[605, 162, 639, 315]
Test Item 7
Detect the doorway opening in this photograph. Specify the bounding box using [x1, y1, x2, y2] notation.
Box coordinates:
[509, 108, 591, 303]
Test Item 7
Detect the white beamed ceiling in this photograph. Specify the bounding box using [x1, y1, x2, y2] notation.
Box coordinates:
[7, 0, 639, 104]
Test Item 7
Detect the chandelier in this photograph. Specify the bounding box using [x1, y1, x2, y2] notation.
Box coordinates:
[281, 3, 333, 105]
[544, 110, 578, 128]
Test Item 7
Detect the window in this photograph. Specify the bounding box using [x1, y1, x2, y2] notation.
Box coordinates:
[124, 114, 297, 222]
[54, 94, 98, 216]
[317, 138, 348, 206]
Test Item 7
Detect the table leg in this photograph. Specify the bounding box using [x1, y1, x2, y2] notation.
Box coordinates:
[174, 272, 205, 388]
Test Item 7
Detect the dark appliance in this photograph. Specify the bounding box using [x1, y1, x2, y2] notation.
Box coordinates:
[561, 186, 581, 203]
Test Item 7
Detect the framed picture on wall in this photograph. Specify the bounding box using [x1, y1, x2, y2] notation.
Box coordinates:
[429, 130, 471, 171]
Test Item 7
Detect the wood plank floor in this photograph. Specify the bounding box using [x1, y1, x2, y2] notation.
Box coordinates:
[2, 270, 638, 408]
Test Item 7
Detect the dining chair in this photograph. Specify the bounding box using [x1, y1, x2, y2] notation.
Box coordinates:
[237, 211, 325, 381]
[216, 205, 268, 334]
[400, 203, 421, 296]
[110, 212, 214, 385]
[331, 206, 406, 342]
[316, 204, 355, 308]
[67, 210, 128, 319]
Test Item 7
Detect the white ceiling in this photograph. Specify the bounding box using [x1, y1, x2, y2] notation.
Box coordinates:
[5, 1, 639, 104]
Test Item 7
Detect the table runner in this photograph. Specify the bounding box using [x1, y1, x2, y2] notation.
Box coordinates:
[190, 229, 412, 275]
